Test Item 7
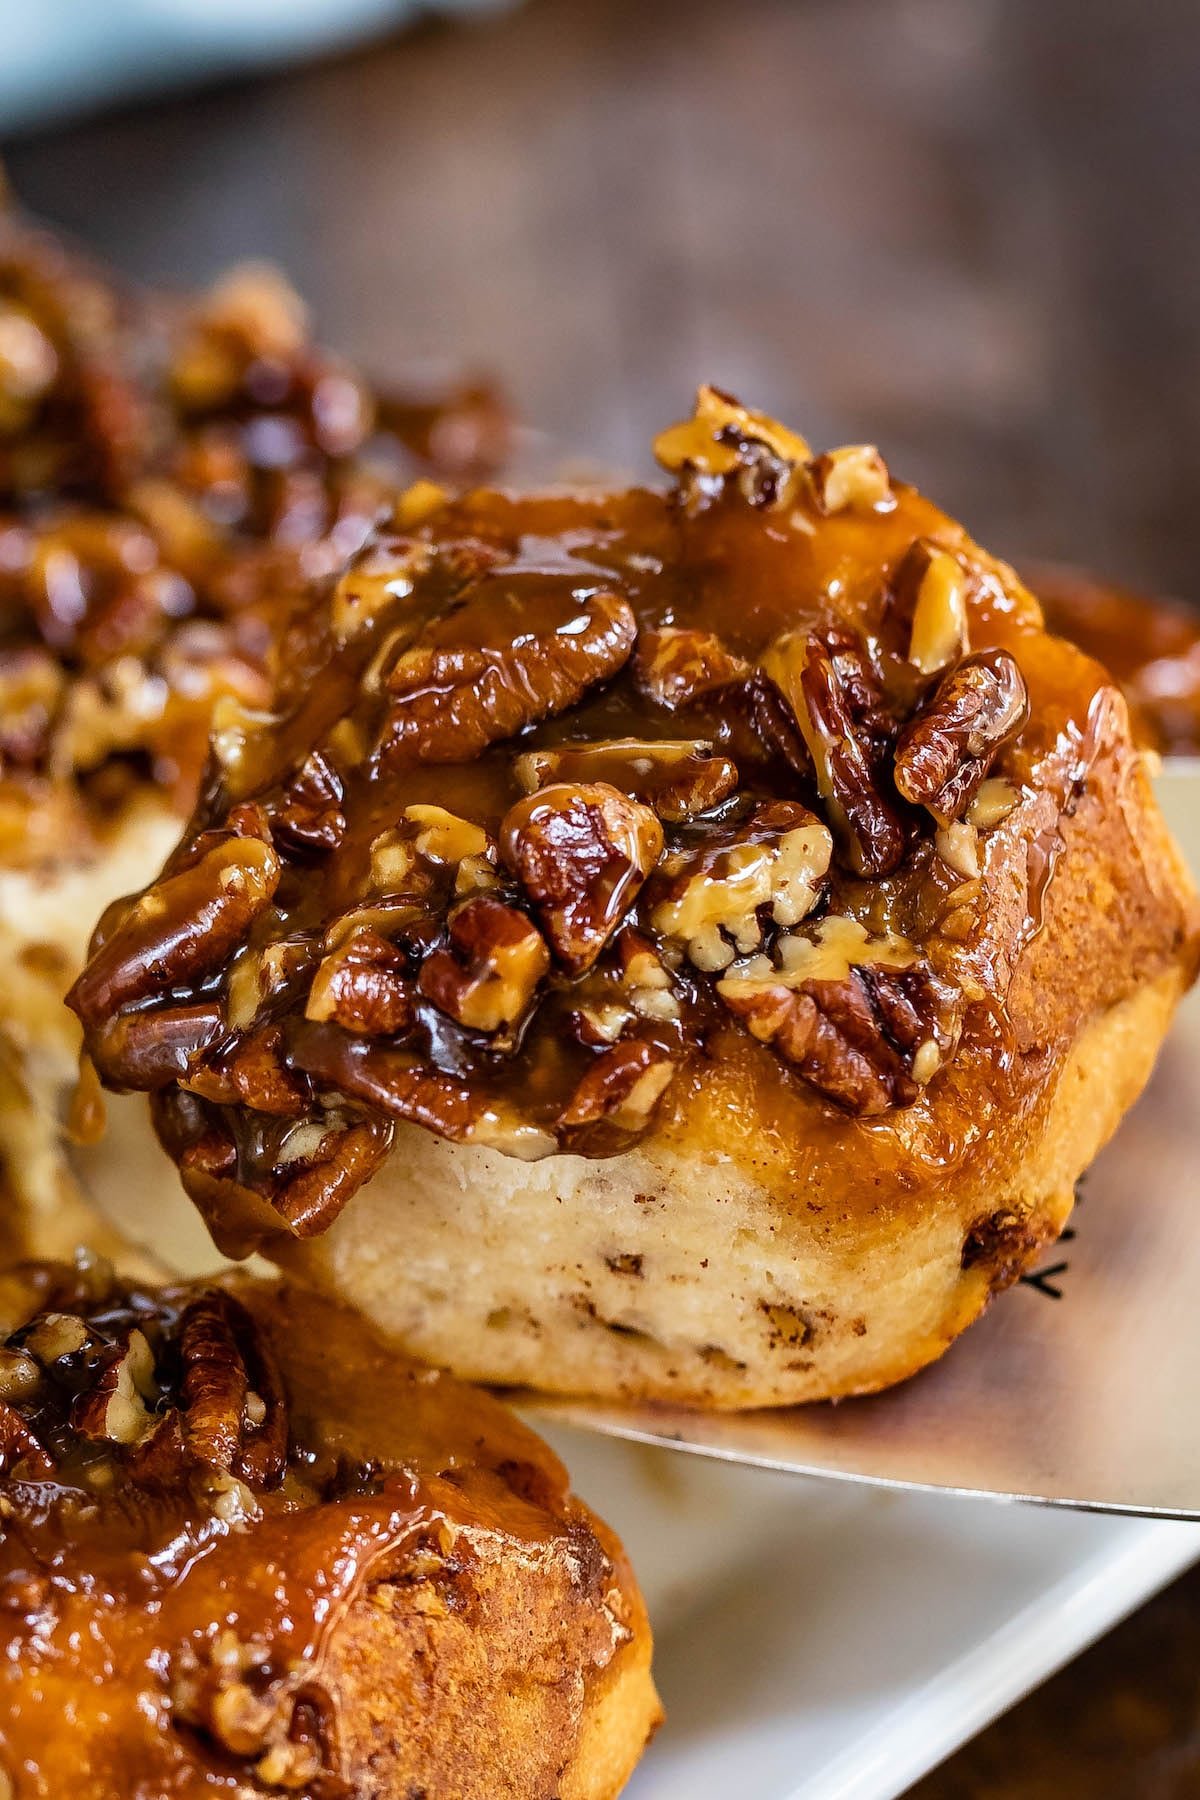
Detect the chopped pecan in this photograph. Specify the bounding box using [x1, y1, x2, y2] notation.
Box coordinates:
[214, 1026, 310, 1115]
[893, 649, 1029, 825]
[403, 803, 491, 866]
[559, 1039, 676, 1132]
[632, 627, 751, 709]
[271, 750, 345, 854]
[514, 738, 738, 823]
[377, 588, 637, 765]
[653, 385, 811, 509]
[616, 928, 682, 1023]
[418, 893, 550, 1030]
[0, 1346, 40, 1403]
[500, 782, 664, 973]
[807, 444, 891, 515]
[0, 1398, 54, 1477]
[74, 1328, 157, 1447]
[305, 928, 415, 1036]
[330, 531, 433, 642]
[761, 630, 908, 876]
[717, 918, 963, 1113]
[68, 834, 280, 1037]
[649, 800, 832, 971]
[892, 538, 971, 675]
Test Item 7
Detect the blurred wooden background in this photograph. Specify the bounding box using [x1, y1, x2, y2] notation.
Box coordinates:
[5, 0, 1200, 1793]
[7, 0, 1200, 600]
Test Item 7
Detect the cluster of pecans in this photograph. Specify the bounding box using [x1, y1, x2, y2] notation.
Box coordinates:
[0, 1255, 290, 1509]
[71, 387, 1036, 1234]
[0, 209, 508, 830]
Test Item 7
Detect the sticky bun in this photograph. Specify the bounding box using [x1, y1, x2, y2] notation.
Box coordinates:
[0, 1256, 657, 1797]
[69, 387, 1200, 1406]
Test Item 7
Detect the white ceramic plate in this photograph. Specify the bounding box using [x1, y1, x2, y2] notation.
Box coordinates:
[542, 1425, 1200, 1799]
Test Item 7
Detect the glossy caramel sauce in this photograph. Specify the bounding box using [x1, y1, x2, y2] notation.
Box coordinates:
[67, 391, 1198, 1253]
[0, 211, 509, 862]
[0, 1262, 628, 1797]
[1032, 563, 1200, 756]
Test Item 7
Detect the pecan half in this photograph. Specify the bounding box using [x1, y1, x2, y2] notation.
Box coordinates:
[500, 782, 664, 973]
[177, 1289, 287, 1487]
[894, 649, 1029, 825]
[717, 918, 963, 1113]
[514, 738, 738, 824]
[305, 928, 415, 1036]
[649, 800, 832, 971]
[559, 1038, 676, 1133]
[761, 630, 908, 876]
[69, 834, 280, 1037]
[418, 893, 550, 1031]
[632, 627, 751, 709]
[377, 588, 637, 765]
[88, 1000, 225, 1090]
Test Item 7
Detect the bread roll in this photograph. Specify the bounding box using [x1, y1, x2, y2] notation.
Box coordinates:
[70, 387, 1200, 1406]
[0, 1257, 658, 1797]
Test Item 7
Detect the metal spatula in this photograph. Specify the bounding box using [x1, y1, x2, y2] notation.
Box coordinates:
[529, 765, 1200, 1518]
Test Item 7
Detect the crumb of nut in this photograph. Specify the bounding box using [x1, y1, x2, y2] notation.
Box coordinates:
[501, 782, 664, 973]
[808, 444, 891, 514]
[911, 1039, 943, 1085]
[454, 851, 498, 895]
[935, 820, 981, 880]
[419, 894, 550, 1032]
[897, 539, 971, 675]
[967, 776, 1020, 830]
[199, 1470, 263, 1527]
[403, 804, 491, 866]
[616, 931, 682, 1022]
[209, 694, 276, 794]
[255, 1737, 322, 1790]
[367, 828, 420, 894]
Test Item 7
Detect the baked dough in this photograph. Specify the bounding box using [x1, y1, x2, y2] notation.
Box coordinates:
[0, 1259, 659, 1797]
[70, 388, 1200, 1406]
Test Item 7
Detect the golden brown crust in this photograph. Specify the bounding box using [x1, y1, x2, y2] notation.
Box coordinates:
[0, 1264, 658, 1797]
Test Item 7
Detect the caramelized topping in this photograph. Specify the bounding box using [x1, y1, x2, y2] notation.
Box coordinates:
[0, 211, 510, 846]
[71, 389, 1125, 1242]
[0, 1260, 632, 1796]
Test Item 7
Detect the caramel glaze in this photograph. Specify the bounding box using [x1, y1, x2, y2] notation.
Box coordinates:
[1031, 562, 1200, 756]
[0, 1260, 643, 1798]
[67, 391, 1200, 1256]
[0, 209, 509, 863]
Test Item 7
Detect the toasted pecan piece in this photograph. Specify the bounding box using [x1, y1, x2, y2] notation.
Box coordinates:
[718, 918, 963, 1113]
[501, 783, 664, 974]
[632, 627, 751, 710]
[419, 893, 550, 1032]
[894, 648, 1029, 825]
